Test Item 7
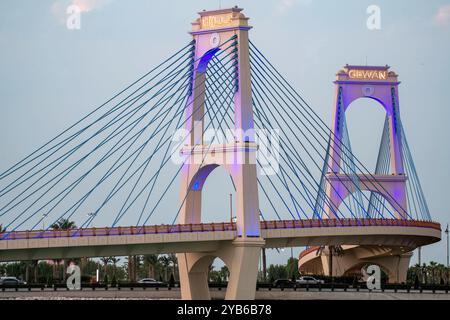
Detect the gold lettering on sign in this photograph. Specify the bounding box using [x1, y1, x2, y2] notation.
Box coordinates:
[201, 14, 233, 29]
[348, 69, 388, 80]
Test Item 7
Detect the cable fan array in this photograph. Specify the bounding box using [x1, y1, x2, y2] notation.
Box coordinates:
[0, 36, 240, 238]
[0, 36, 433, 240]
[249, 41, 431, 223]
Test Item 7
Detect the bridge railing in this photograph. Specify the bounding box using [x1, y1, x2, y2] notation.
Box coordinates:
[259, 218, 439, 230]
[0, 218, 440, 241]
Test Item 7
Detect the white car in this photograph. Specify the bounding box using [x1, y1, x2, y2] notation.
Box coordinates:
[296, 276, 324, 285]
[0, 277, 26, 286]
[137, 278, 164, 286]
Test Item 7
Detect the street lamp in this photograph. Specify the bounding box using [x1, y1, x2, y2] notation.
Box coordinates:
[87, 212, 97, 228]
[445, 224, 449, 268]
[418, 246, 422, 266]
[42, 213, 48, 230]
[259, 213, 267, 282]
[229, 194, 233, 224]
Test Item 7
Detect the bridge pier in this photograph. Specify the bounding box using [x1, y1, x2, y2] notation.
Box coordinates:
[224, 237, 265, 300]
[299, 245, 414, 284]
[177, 252, 212, 300]
[178, 237, 264, 300]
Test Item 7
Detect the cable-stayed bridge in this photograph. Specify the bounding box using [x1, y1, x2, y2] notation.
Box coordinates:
[0, 8, 441, 300]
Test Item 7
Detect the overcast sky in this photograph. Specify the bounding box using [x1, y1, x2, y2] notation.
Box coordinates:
[0, 0, 449, 267]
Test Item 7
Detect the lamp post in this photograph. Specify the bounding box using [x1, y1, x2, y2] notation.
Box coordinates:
[418, 246, 422, 266]
[42, 213, 48, 230]
[259, 213, 267, 282]
[445, 224, 449, 268]
[229, 194, 233, 224]
[262, 248, 267, 282]
[87, 212, 96, 228]
[329, 246, 333, 281]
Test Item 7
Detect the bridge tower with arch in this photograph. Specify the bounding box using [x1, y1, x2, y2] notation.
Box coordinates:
[176, 8, 264, 300]
[302, 65, 417, 283]
[324, 65, 408, 220]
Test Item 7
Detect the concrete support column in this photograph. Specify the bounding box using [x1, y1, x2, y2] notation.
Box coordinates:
[233, 27, 255, 143]
[185, 70, 206, 146]
[177, 237, 264, 300]
[385, 252, 413, 284]
[225, 237, 265, 300]
[177, 252, 212, 300]
[232, 162, 260, 237]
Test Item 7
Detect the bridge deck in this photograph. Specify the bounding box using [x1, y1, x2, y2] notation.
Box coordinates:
[0, 219, 441, 262]
[0, 218, 440, 240]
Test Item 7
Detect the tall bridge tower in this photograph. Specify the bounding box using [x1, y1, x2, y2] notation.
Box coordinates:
[302, 65, 415, 283]
[176, 8, 264, 300]
[324, 65, 408, 220]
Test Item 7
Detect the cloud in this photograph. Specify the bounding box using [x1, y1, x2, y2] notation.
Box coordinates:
[434, 4, 450, 26]
[51, 0, 113, 24]
[278, 0, 296, 13]
[277, 0, 313, 14]
[71, 0, 113, 13]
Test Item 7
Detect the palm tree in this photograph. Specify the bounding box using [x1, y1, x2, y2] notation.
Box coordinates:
[220, 266, 230, 282]
[110, 257, 120, 270]
[168, 254, 178, 281]
[110, 257, 120, 281]
[421, 263, 428, 284]
[208, 264, 215, 282]
[50, 219, 77, 282]
[50, 218, 77, 230]
[429, 261, 438, 285]
[100, 257, 112, 278]
[143, 254, 159, 279]
[436, 263, 446, 285]
[158, 255, 171, 282]
[446, 266, 450, 285]
[32, 260, 39, 283]
[126, 255, 140, 282]
[409, 263, 421, 286]
[127, 256, 133, 281]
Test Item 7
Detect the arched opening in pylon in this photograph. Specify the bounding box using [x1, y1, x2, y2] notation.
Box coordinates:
[200, 165, 236, 224]
[344, 97, 388, 173]
[333, 97, 402, 219]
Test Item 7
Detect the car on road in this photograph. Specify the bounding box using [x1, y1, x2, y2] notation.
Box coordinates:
[273, 279, 296, 288]
[137, 278, 165, 286]
[296, 276, 325, 285]
[0, 277, 26, 286]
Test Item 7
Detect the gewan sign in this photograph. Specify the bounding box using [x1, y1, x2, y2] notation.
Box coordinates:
[348, 69, 388, 80]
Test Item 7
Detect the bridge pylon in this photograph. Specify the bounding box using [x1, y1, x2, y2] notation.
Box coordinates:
[324, 65, 408, 220]
[302, 65, 414, 283]
[176, 8, 264, 300]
